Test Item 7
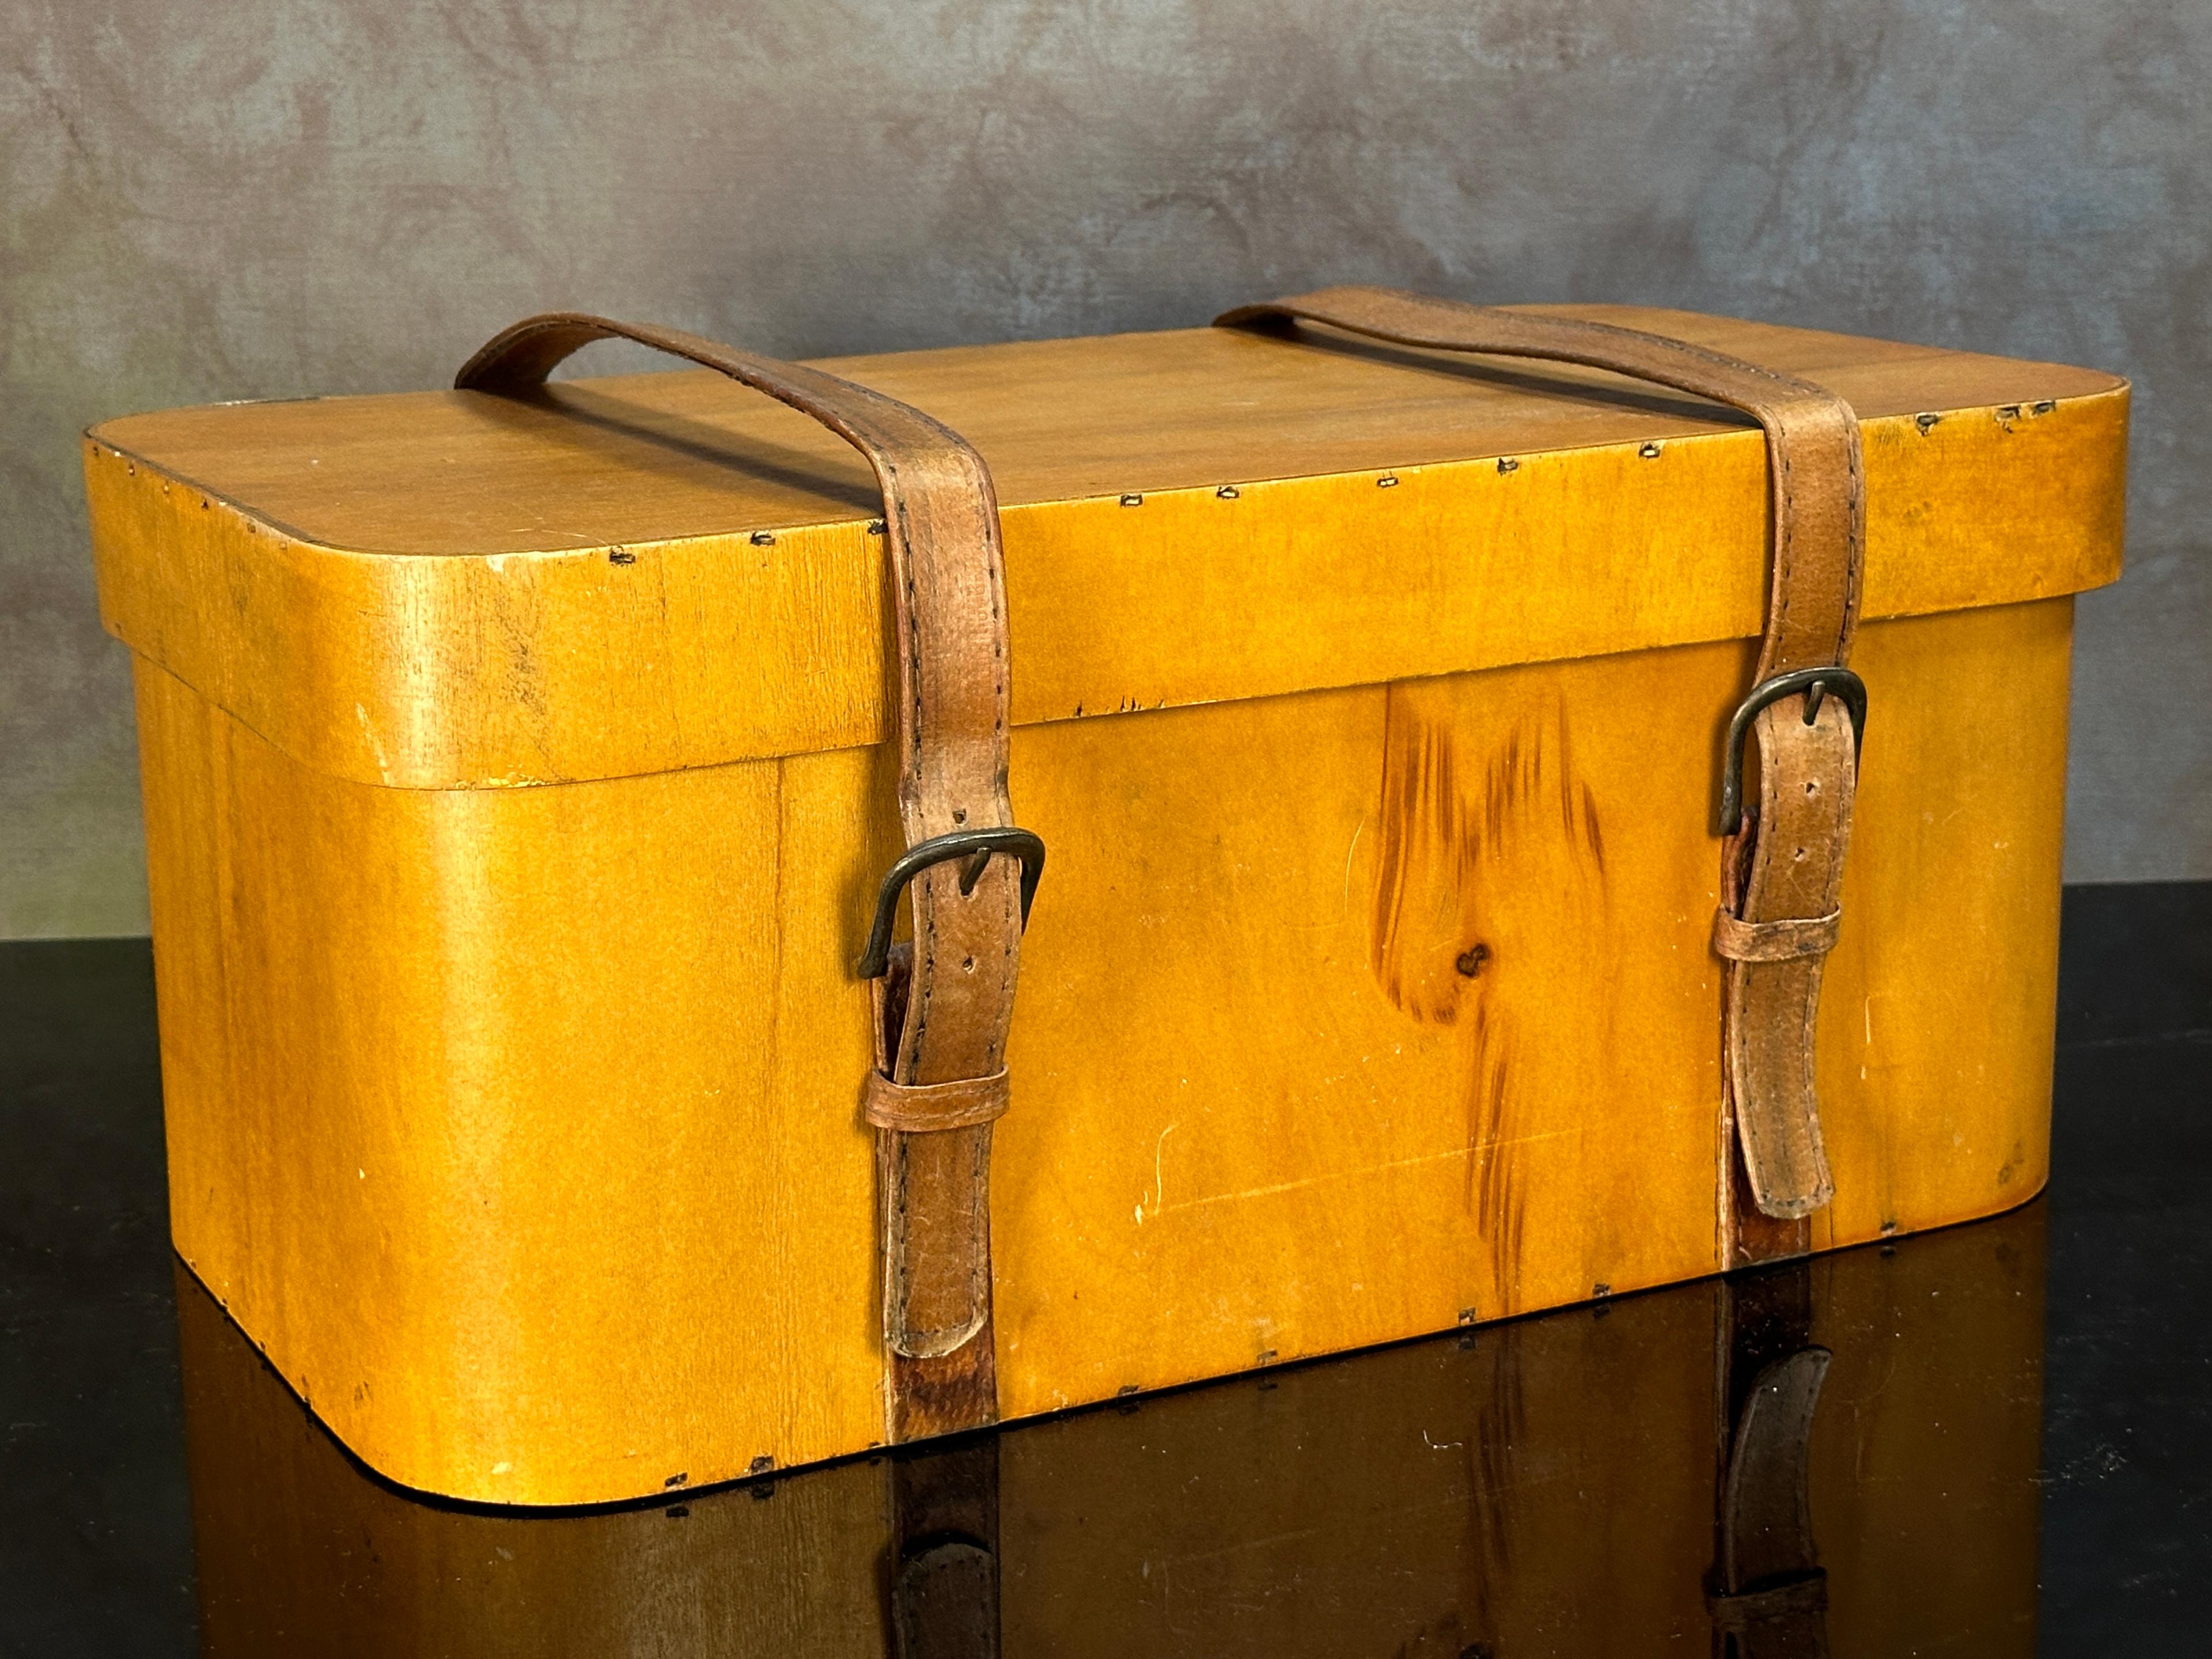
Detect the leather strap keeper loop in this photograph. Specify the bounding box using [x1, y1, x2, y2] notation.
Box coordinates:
[1713, 907, 1842, 963]
[864, 1067, 1012, 1134]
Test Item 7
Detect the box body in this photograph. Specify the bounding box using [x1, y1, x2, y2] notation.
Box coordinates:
[88, 309, 2125, 1503]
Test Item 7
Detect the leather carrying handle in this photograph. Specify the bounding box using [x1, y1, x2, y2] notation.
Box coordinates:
[1214, 288, 1863, 677]
[1217, 288, 1865, 1238]
[460, 315, 1025, 1433]
[460, 313, 955, 461]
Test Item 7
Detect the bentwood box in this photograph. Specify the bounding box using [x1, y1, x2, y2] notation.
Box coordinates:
[85, 288, 2126, 1505]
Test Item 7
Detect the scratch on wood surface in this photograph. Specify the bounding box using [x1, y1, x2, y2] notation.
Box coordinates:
[1154, 1124, 1586, 1216]
[1135, 1120, 1179, 1225]
[1341, 815, 1366, 919]
[352, 702, 392, 783]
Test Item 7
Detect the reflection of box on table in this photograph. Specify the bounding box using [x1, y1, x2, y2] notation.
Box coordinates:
[179, 1206, 2047, 1655]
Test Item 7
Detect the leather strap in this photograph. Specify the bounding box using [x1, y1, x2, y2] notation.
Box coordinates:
[1215, 287, 1864, 1247]
[459, 316, 1023, 1437]
[1713, 909, 1843, 963]
[864, 1069, 1012, 1134]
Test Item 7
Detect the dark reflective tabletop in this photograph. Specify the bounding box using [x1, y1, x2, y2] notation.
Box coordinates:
[3, 884, 2207, 1654]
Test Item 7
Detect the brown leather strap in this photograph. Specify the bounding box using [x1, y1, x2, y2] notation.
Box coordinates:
[459, 315, 1022, 1435]
[1713, 909, 1843, 963]
[1215, 287, 1864, 1244]
[864, 1068, 1012, 1134]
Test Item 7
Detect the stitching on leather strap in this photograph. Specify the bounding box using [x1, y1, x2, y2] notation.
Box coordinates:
[1713, 907, 1842, 963]
[864, 1068, 1012, 1133]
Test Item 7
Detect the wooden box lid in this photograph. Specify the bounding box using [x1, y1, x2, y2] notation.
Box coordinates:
[85, 306, 2126, 790]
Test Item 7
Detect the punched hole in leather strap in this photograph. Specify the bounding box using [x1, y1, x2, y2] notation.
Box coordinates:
[1713, 907, 1843, 963]
[865, 1068, 1012, 1134]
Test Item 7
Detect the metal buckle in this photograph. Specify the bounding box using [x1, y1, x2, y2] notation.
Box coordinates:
[1719, 667, 1867, 837]
[857, 827, 1047, 979]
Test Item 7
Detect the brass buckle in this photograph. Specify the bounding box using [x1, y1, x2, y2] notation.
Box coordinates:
[858, 827, 1046, 979]
[1719, 667, 1867, 836]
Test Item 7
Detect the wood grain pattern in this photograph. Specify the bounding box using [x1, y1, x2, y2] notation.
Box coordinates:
[1368, 679, 1616, 1312]
[138, 595, 2073, 1503]
[86, 313, 2125, 789]
[139, 665, 898, 1494]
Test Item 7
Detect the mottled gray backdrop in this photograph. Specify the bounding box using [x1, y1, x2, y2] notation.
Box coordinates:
[3, 1, 2205, 934]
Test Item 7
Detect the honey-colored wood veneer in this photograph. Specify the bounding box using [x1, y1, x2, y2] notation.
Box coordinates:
[92, 309, 2120, 1502]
